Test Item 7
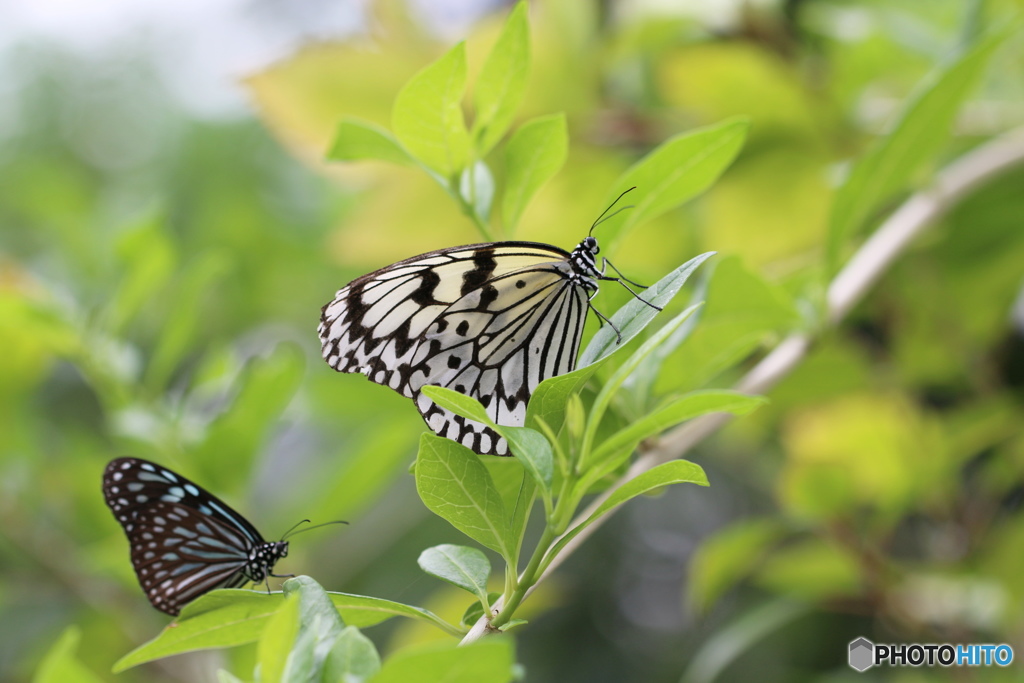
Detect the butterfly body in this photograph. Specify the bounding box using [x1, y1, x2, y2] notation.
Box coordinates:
[319, 237, 612, 456]
[103, 457, 288, 616]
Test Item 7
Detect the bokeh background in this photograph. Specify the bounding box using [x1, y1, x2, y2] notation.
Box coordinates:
[3, 0, 1024, 681]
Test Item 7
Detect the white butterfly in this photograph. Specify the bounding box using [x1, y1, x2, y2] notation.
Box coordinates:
[319, 207, 655, 455]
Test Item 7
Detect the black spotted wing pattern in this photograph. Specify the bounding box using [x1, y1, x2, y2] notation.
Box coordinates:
[318, 242, 592, 455]
[103, 457, 288, 616]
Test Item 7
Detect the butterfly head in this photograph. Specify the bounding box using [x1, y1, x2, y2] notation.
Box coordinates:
[245, 540, 289, 582]
[569, 236, 602, 288]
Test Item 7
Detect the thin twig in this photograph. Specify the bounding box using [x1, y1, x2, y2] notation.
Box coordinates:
[460, 127, 1024, 645]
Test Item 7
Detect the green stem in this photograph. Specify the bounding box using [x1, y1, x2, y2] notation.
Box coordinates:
[491, 524, 558, 630]
[462, 197, 495, 241]
[451, 171, 496, 241]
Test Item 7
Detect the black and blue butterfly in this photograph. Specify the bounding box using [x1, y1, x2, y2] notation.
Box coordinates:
[103, 458, 303, 616]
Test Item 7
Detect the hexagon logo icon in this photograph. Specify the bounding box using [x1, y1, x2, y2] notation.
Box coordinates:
[849, 637, 874, 672]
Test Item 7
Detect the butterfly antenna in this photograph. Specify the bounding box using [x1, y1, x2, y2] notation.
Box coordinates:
[278, 519, 311, 540]
[281, 519, 349, 541]
[589, 186, 637, 236]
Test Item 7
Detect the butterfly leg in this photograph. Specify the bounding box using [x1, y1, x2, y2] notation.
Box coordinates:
[601, 257, 651, 289]
[587, 299, 622, 343]
[598, 259, 662, 312]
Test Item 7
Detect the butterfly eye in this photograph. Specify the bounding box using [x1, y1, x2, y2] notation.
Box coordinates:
[584, 236, 598, 251]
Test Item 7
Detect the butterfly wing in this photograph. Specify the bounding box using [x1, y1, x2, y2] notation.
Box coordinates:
[411, 264, 588, 455]
[103, 458, 267, 615]
[319, 242, 588, 455]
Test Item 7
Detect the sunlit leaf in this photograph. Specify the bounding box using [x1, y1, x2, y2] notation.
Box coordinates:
[392, 42, 470, 178]
[580, 305, 704, 472]
[327, 118, 413, 165]
[459, 160, 495, 221]
[502, 113, 567, 233]
[579, 252, 715, 368]
[599, 119, 748, 245]
[588, 391, 766, 469]
[826, 31, 1009, 274]
[660, 256, 800, 391]
[474, 1, 530, 155]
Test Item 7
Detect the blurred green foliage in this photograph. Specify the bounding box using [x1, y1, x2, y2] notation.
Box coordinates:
[3, 0, 1024, 681]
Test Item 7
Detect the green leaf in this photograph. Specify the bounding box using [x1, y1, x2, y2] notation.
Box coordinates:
[371, 639, 516, 683]
[146, 250, 230, 390]
[826, 32, 1008, 274]
[257, 593, 300, 683]
[588, 391, 766, 469]
[599, 119, 748, 244]
[497, 619, 528, 632]
[278, 577, 347, 683]
[322, 626, 381, 683]
[578, 305, 703, 472]
[484, 459, 536, 562]
[473, 1, 530, 155]
[420, 385, 492, 425]
[418, 544, 492, 605]
[416, 433, 514, 561]
[114, 581, 355, 675]
[681, 599, 809, 683]
[217, 670, 247, 683]
[662, 256, 801, 390]
[392, 42, 470, 178]
[459, 161, 495, 221]
[325, 593, 463, 636]
[109, 214, 176, 335]
[113, 590, 283, 672]
[306, 422, 421, 527]
[499, 426, 554, 506]
[460, 593, 502, 628]
[625, 270, 708, 410]
[525, 364, 602, 436]
[34, 627, 104, 683]
[549, 460, 708, 560]
[327, 118, 413, 165]
[502, 113, 567, 233]
[420, 386, 554, 504]
[192, 342, 305, 484]
[579, 252, 715, 368]
[114, 589, 462, 673]
[688, 519, 787, 613]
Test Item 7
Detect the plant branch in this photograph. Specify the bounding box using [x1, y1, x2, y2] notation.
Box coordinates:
[460, 126, 1024, 644]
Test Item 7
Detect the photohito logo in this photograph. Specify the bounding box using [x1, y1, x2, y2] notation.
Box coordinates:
[848, 637, 1014, 671]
